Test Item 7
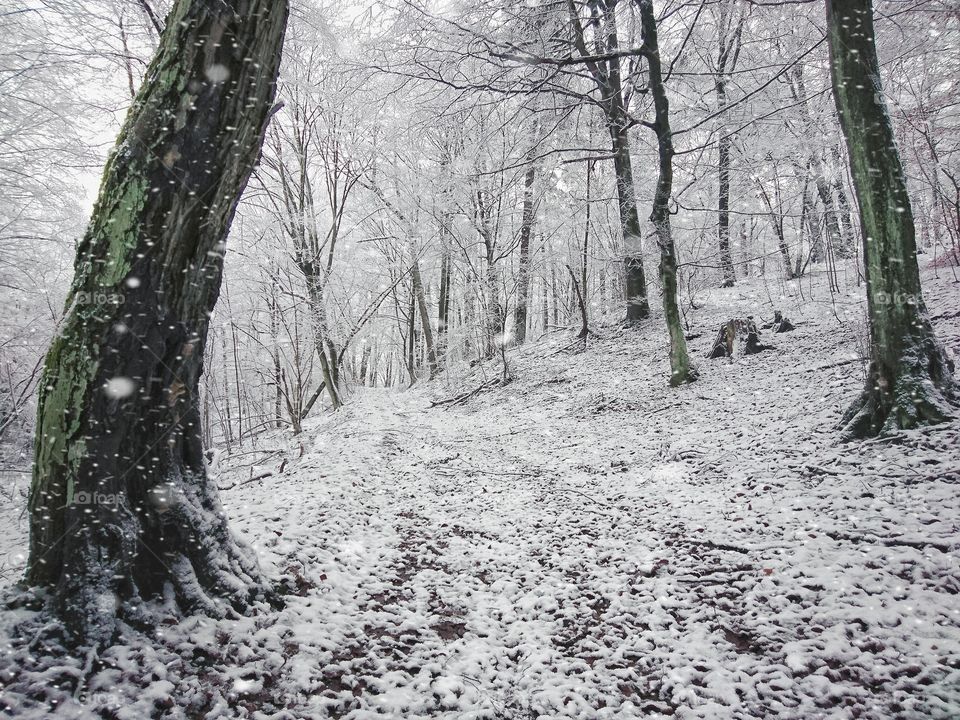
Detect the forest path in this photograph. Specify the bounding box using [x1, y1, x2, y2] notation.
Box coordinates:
[6, 274, 957, 719]
[215, 272, 960, 719]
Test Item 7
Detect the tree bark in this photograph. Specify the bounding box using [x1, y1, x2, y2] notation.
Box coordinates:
[640, 0, 695, 386]
[437, 227, 452, 355]
[541, 274, 549, 334]
[831, 145, 856, 256]
[565, 265, 589, 340]
[484, 262, 504, 357]
[269, 278, 283, 428]
[755, 175, 795, 279]
[410, 254, 439, 379]
[789, 66, 844, 264]
[826, 0, 956, 436]
[715, 0, 744, 288]
[565, 0, 648, 322]
[605, 5, 649, 324]
[406, 288, 416, 382]
[610, 123, 650, 322]
[581, 159, 591, 320]
[26, 0, 288, 646]
[797, 170, 821, 268]
[304, 277, 342, 409]
[717, 123, 734, 287]
[513, 159, 537, 344]
[359, 345, 371, 386]
[812, 157, 843, 260]
[221, 331, 233, 450]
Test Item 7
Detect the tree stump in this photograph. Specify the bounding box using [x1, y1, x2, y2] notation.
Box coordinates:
[707, 317, 771, 358]
[763, 311, 795, 333]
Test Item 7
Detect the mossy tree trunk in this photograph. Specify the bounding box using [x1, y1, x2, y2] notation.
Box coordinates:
[26, 0, 288, 645]
[826, 0, 955, 437]
[639, 0, 695, 386]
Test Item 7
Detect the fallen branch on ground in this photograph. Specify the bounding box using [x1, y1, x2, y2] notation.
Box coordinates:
[824, 530, 955, 553]
[686, 538, 792, 554]
[809, 358, 859, 372]
[218, 457, 290, 491]
[219, 472, 273, 491]
[435, 466, 541, 478]
[430, 377, 511, 408]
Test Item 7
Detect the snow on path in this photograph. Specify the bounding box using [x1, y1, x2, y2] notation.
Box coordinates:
[213, 271, 959, 719]
[1, 270, 958, 719]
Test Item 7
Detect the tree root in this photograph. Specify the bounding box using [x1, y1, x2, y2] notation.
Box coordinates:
[840, 369, 956, 440]
[52, 469, 281, 648]
[841, 317, 957, 439]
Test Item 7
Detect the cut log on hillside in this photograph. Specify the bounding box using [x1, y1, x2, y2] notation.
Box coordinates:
[762, 311, 795, 333]
[707, 318, 772, 358]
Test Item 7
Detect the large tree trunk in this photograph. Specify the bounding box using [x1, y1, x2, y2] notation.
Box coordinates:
[826, 0, 955, 436]
[26, 0, 288, 646]
[640, 0, 695, 386]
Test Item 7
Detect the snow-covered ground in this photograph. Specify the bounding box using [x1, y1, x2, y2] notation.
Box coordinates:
[2, 265, 959, 718]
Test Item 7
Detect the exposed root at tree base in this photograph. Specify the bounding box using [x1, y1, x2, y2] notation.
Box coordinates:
[840, 386, 956, 441]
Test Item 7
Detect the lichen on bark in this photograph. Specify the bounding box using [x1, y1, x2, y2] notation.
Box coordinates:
[826, 0, 955, 438]
[639, 0, 695, 387]
[25, 0, 290, 646]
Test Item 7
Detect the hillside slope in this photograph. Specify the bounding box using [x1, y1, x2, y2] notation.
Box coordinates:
[2, 267, 959, 719]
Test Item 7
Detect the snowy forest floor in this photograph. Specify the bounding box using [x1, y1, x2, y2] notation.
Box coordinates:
[2, 264, 960, 719]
